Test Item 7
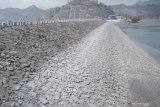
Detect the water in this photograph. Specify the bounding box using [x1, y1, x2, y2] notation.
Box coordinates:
[124, 20, 160, 64]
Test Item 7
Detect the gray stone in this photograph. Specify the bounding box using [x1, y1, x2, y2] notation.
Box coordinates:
[0, 79, 3, 87]
[88, 103, 97, 107]
[31, 92, 37, 97]
[75, 79, 84, 83]
[6, 55, 10, 58]
[27, 81, 36, 88]
[42, 86, 49, 91]
[53, 57, 58, 61]
[21, 63, 30, 68]
[40, 97, 48, 104]
[5, 62, 11, 66]
[1, 52, 5, 57]
[68, 84, 74, 88]
[10, 76, 18, 79]
[7, 66, 14, 71]
[4, 101, 15, 107]
[9, 51, 18, 55]
[30, 64, 35, 72]
[20, 58, 28, 64]
[2, 78, 7, 85]
[84, 81, 91, 85]
[55, 92, 61, 100]
[106, 99, 114, 105]
[0, 65, 3, 69]
[13, 84, 21, 90]
[0, 61, 10, 66]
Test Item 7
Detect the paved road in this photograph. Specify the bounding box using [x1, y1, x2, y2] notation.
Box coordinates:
[5, 23, 129, 107]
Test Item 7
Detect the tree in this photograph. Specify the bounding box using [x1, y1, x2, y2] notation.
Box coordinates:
[131, 17, 141, 23]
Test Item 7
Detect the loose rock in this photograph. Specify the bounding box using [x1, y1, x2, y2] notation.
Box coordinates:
[0, 65, 3, 69]
[13, 84, 21, 90]
[21, 63, 30, 68]
[1, 52, 5, 57]
[0, 61, 10, 66]
[9, 51, 18, 55]
[0, 79, 3, 87]
[7, 66, 14, 71]
[40, 97, 48, 104]
[3, 101, 15, 107]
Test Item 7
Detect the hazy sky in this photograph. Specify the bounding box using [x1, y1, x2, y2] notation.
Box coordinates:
[0, 0, 148, 9]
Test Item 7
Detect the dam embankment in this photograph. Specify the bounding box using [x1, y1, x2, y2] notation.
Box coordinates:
[112, 23, 160, 107]
[0, 20, 104, 106]
[1, 21, 160, 107]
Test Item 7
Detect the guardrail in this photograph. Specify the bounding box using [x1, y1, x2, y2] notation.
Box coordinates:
[0, 18, 102, 27]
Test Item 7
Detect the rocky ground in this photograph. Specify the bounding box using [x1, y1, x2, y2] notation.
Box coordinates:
[1, 22, 130, 107]
[1, 21, 160, 107]
[0, 21, 104, 106]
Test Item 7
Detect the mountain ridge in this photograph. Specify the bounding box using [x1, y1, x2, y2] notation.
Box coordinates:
[0, 5, 46, 22]
[112, 0, 160, 19]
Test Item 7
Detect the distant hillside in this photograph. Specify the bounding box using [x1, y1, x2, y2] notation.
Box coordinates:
[112, 0, 160, 19]
[136, 0, 160, 6]
[39, 0, 114, 20]
[0, 0, 115, 22]
[0, 5, 46, 22]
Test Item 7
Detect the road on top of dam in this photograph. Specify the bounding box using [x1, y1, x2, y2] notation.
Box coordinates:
[4, 22, 160, 107]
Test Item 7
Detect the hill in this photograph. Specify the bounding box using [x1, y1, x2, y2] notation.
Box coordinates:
[0, 5, 46, 22]
[136, 0, 160, 6]
[112, 0, 160, 19]
[0, 0, 115, 22]
[39, 0, 114, 20]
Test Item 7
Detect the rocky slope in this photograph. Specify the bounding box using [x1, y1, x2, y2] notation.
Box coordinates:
[1, 22, 130, 107]
[0, 20, 104, 106]
[1, 21, 160, 107]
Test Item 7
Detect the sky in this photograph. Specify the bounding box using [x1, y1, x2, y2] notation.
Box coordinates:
[0, 0, 148, 9]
